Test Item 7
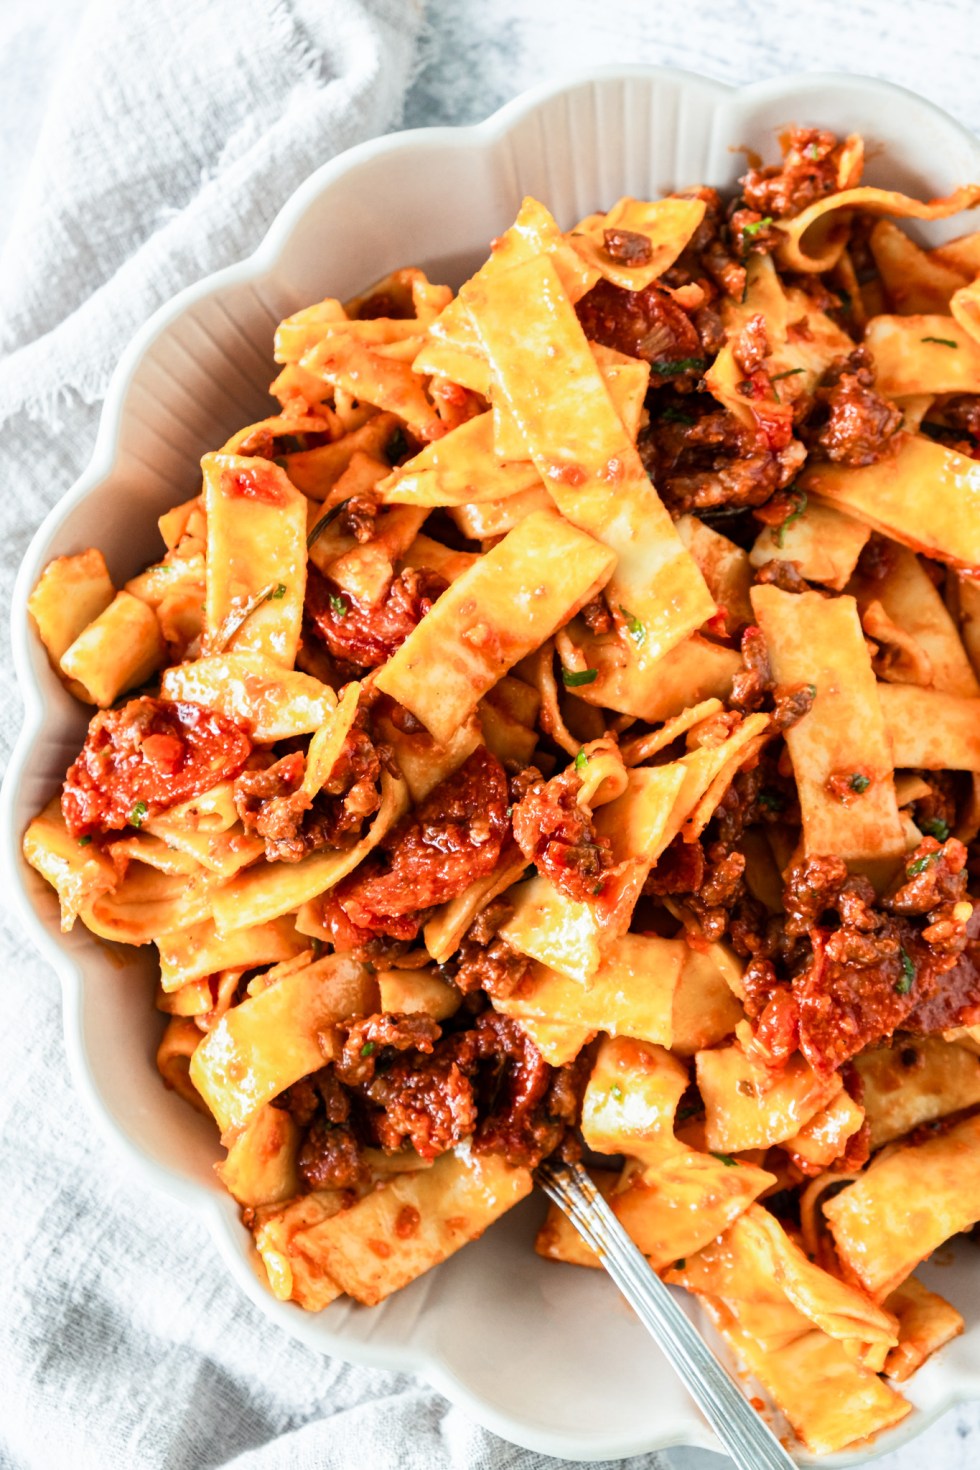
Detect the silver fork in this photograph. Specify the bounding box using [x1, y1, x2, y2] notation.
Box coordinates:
[535, 1158, 798, 1470]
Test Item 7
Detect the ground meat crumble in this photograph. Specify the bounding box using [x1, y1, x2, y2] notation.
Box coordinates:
[273, 1009, 587, 1183]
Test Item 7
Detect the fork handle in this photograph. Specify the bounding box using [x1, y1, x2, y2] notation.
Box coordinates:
[536, 1160, 797, 1470]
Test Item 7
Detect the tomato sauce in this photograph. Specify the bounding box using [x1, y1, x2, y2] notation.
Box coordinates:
[62, 697, 251, 837]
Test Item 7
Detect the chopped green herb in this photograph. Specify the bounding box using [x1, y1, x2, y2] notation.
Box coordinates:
[659, 406, 695, 425]
[770, 367, 805, 382]
[129, 800, 148, 828]
[505, 805, 514, 818]
[652, 357, 707, 377]
[609, 1084, 623, 1101]
[806, 683, 817, 699]
[76, 836, 92, 848]
[619, 605, 646, 647]
[712, 1153, 738, 1168]
[759, 788, 785, 813]
[922, 336, 958, 348]
[562, 667, 599, 688]
[774, 489, 808, 548]
[385, 426, 410, 466]
[741, 216, 773, 237]
[676, 1103, 702, 1123]
[895, 947, 916, 995]
[920, 816, 950, 841]
[849, 773, 870, 794]
[329, 593, 348, 618]
[907, 853, 936, 877]
[574, 749, 589, 771]
[808, 143, 821, 160]
[360, 1041, 376, 1058]
[271, 583, 287, 600]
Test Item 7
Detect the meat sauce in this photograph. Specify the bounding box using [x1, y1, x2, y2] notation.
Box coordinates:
[76, 125, 980, 1203]
[510, 767, 613, 901]
[275, 1010, 586, 1184]
[234, 710, 386, 863]
[62, 697, 251, 837]
[305, 564, 447, 671]
[331, 746, 510, 941]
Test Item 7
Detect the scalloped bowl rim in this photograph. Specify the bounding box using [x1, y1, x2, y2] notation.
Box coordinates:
[4, 64, 980, 1464]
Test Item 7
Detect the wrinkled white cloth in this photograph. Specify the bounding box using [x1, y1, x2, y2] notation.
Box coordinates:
[3, 2, 980, 1468]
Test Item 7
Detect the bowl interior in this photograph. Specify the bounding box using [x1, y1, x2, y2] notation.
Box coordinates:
[7, 67, 980, 1464]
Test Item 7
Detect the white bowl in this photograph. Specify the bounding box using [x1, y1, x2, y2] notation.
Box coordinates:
[4, 65, 980, 1465]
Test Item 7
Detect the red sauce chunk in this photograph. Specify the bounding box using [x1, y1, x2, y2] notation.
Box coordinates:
[511, 767, 613, 902]
[575, 278, 703, 373]
[222, 461, 286, 505]
[62, 697, 251, 837]
[333, 747, 510, 939]
[906, 904, 980, 1033]
[305, 565, 447, 671]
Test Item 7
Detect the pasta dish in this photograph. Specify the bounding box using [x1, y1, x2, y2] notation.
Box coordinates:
[23, 125, 980, 1455]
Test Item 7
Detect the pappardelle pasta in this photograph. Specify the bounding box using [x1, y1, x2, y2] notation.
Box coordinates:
[25, 125, 980, 1455]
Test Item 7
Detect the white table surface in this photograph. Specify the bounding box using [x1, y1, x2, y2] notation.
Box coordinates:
[2, 1, 978, 1466]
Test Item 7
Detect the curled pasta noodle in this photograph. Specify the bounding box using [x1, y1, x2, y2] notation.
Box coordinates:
[22, 124, 980, 1458]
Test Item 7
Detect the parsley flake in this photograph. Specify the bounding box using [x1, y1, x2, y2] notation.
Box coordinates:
[922, 336, 958, 348]
[76, 836, 92, 848]
[907, 853, 936, 877]
[774, 490, 808, 548]
[574, 749, 589, 772]
[849, 773, 870, 794]
[770, 367, 805, 382]
[329, 593, 348, 618]
[129, 800, 148, 828]
[360, 1041, 376, 1058]
[609, 1084, 624, 1101]
[895, 947, 916, 995]
[742, 216, 773, 237]
[712, 1153, 738, 1168]
[759, 788, 785, 814]
[652, 357, 707, 377]
[921, 816, 950, 841]
[562, 667, 598, 688]
[660, 406, 695, 425]
[619, 606, 646, 647]
[271, 583, 287, 600]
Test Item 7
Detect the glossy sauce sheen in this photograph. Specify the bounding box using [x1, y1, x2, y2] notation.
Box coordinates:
[62, 697, 251, 836]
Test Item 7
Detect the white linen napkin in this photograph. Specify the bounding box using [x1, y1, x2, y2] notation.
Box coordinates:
[3, 3, 980, 1469]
